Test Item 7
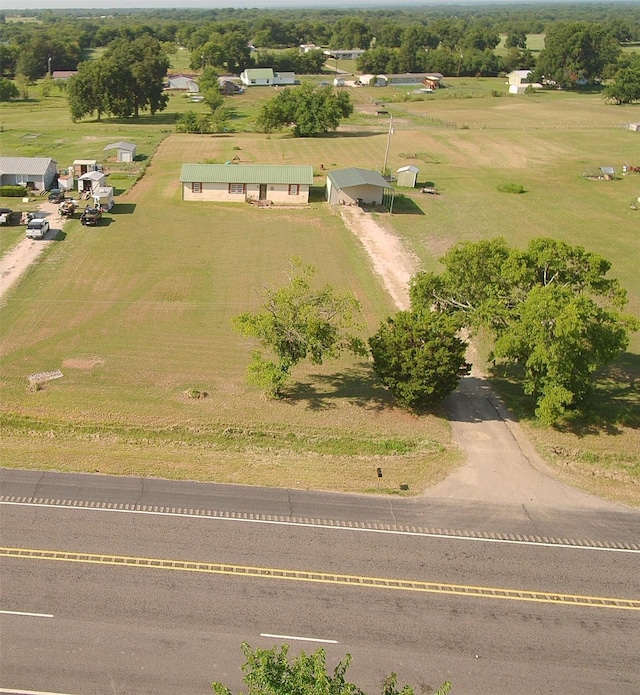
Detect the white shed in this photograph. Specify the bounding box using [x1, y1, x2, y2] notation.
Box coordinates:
[396, 165, 419, 188]
[78, 170, 106, 194]
[104, 141, 137, 163]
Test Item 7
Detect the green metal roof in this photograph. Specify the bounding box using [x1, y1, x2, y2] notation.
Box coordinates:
[327, 167, 391, 190]
[180, 164, 314, 185]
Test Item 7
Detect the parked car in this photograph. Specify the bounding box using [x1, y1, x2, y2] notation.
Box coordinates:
[48, 188, 65, 204]
[0, 207, 14, 225]
[26, 218, 50, 239]
[80, 207, 102, 226]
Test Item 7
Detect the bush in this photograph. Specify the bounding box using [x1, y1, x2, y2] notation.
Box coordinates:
[497, 183, 526, 194]
[0, 185, 28, 197]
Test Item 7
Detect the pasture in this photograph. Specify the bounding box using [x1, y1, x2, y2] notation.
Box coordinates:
[1, 78, 639, 504]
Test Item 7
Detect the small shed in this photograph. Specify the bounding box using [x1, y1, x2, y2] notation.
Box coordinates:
[326, 168, 393, 207]
[78, 170, 106, 194]
[629, 123, 640, 132]
[73, 159, 99, 177]
[507, 70, 533, 85]
[396, 165, 419, 188]
[166, 74, 199, 92]
[104, 141, 137, 163]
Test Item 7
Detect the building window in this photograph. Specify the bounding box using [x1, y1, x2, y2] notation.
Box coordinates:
[289, 184, 299, 195]
[229, 183, 245, 194]
[191, 182, 202, 193]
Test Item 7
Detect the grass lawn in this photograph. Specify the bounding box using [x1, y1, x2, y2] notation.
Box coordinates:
[1, 79, 639, 504]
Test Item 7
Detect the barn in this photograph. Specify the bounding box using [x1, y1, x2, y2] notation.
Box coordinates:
[326, 168, 393, 207]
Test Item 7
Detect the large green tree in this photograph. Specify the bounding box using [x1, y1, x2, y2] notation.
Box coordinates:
[232, 261, 366, 398]
[369, 311, 470, 411]
[256, 83, 353, 137]
[535, 22, 620, 87]
[604, 64, 640, 104]
[212, 643, 451, 695]
[410, 238, 638, 423]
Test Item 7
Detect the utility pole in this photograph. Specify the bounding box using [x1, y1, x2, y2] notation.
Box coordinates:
[382, 114, 393, 178]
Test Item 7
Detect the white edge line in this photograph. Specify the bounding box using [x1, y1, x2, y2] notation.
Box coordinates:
[0, 500, 637, 554]
[261, 633, 338, 644]
[0, 610, 54, 618]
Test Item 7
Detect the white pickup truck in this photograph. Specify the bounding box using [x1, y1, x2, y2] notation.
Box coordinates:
[26, 218, 50, 239]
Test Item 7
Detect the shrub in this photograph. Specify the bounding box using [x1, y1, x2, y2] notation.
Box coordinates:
[0, 185, 28, 197]
[497, 183, 526, 194]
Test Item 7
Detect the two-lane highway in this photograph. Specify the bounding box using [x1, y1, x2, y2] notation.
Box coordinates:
[1, 470, 639, 694]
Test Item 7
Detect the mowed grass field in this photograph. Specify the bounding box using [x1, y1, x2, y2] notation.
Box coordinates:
[1, 78, 639, 503]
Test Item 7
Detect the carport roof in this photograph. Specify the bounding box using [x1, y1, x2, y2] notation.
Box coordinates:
[327, 167, 392, 190]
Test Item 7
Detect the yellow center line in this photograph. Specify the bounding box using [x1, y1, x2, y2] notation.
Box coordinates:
[2, 546, 639, 611]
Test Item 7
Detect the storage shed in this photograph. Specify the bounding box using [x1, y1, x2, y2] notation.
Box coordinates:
[326, 168, 393, 207]
[78, 170, 106, 194]
[104, 141, 137, 163]
[396, 165, 419, 188]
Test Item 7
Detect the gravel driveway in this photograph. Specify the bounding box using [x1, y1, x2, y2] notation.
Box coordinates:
[340, 205, 621, 510]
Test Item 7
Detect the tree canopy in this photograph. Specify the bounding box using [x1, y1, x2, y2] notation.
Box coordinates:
[604, 60, 640, 104]
[256, 83, 353, 137]
[410, 238, 638, 423]
[211, 643, 451, 695]
[232, 261, 366, 398]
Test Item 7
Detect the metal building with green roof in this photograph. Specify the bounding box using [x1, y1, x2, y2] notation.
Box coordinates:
[326, 167, 393, 207]
[179, 163, 313, 205]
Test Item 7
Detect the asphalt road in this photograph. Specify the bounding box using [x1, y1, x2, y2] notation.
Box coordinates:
[1, 470, 639, 695]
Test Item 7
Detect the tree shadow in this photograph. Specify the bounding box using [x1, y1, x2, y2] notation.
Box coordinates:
[488, 352, 640, 436]
[390, 195, 425, 215]
[110, 203, 136, 215]
[281, 363, 396, 412]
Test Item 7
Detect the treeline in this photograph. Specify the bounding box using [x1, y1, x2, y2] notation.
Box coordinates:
[1, 3, 639, 80]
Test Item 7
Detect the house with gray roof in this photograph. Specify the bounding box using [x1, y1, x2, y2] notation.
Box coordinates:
[326, 168, 393, 207]
[179, 164, 314, 205]
[0, 157, 58, 192]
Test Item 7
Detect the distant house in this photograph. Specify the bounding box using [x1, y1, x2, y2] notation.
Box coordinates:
[507, 69, 542, 93]
[179, 164, 314, 205]
[326, 168, 393, 206]
[396, 165, 419, 188]
[240, 68, 296, 87]
[0, 156, 57, 192]
[324, 49, 365, 61]
[359, 74, 387, 87]
[51, 70, 77, 81]
[104, 141, 137, 162]
[166, 73, 199, 92]
[300, 43, 322, 53]
[384, 73, 430, 85]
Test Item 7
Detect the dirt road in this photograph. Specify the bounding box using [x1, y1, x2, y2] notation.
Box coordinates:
[0, 202, 65, 300]
[340, 205, 620, 510]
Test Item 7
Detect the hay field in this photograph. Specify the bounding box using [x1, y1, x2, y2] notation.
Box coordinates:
[1, 81, 639, 503]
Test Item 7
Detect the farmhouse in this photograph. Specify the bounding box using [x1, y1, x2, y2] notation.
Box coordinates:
[104, 141, 137, 162]
[51, 70, 77, 81]
[240, 68, 296, 87]
[326, 168, 393, 206]
[396, 165, 419, 188]
[179, 164, 313, 205]
[0, 156, 58, 192]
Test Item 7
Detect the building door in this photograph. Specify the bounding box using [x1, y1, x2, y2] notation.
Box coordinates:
[259, 184, 267, 200]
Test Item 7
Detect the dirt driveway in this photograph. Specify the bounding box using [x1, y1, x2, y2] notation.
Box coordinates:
[340, 205, 620, 510]
[0, 202, 66, 300]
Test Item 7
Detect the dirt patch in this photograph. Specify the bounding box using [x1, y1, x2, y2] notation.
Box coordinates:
[62, 357, 105, 370]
